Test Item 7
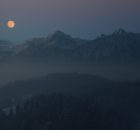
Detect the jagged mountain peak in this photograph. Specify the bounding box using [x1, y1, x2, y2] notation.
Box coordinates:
[52, 30, 67, 36]
[113, 28, 127, 35]
[45, 30, 80, 49]
[47, 30, 72, 41]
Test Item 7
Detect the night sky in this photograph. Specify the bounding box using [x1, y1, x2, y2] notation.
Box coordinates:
[0, 0, 140, 42]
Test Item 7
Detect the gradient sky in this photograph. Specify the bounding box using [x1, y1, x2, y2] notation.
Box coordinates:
[0, 0, 140, 42]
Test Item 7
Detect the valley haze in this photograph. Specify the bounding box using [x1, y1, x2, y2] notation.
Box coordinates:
[0, 29, 140, 85]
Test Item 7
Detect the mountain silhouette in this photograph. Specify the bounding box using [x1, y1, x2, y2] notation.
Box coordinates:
[1, 29, 140, 62]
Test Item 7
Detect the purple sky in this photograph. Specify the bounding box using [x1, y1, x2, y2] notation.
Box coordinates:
[0, 0, 140, 42]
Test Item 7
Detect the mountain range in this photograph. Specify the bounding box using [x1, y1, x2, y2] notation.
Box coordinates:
[1, 29, 140, 62]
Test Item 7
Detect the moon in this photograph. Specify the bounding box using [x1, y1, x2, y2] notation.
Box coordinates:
[7, 20, 16, 28]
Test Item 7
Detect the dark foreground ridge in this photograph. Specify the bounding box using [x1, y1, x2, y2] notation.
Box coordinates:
[0, 73, 140, 129]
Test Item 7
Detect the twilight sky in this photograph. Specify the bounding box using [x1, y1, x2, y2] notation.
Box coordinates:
[0, 0, 140, 42]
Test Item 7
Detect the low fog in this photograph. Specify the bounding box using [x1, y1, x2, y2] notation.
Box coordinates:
[0, 61, 140, 86]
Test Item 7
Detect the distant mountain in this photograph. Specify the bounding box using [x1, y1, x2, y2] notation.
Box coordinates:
[12, 31, 87, 61]
[77, 29, 140, 62]
[2, 29, 140, 62]
[46, 31, 87, 48]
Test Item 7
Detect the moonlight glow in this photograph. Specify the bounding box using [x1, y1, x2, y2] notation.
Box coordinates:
[7, 20, 16, 28]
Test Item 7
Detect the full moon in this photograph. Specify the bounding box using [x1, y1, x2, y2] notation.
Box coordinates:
[7, 20, 16, 28]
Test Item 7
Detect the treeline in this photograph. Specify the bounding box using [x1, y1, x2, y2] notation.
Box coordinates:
[0, 93, 139, 130]
[0, 94, 100, 130]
